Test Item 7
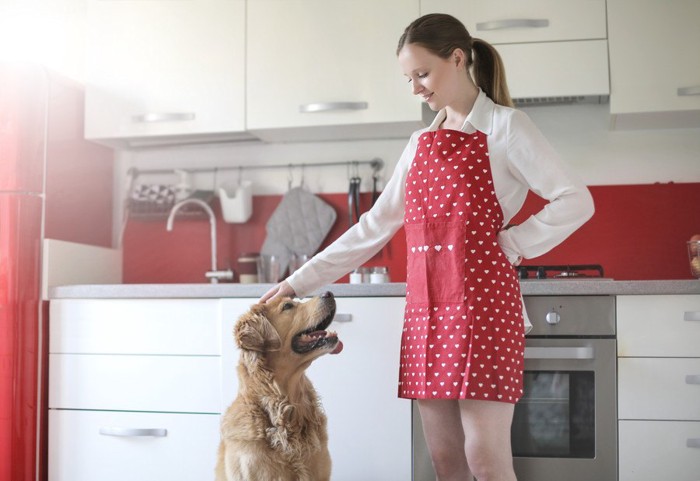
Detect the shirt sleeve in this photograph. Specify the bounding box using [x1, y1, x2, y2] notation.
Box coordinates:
[286, 134, 416, 298]
[496, 109, 594, 262]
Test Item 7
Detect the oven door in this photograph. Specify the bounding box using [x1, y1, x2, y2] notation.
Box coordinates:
[512, 337, 617, 481]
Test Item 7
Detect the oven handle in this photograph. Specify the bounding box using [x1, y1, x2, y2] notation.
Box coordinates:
[524, 346, 594, 360]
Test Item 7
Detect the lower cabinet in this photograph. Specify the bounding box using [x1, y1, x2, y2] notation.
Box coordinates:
[48, 410, 220, 481]
[220, 297, 412, 481]
[617, 295, 700, 481]
[50, 296, 411, 481]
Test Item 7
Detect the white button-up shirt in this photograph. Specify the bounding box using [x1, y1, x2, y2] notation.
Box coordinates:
[288, 90, 594, 298]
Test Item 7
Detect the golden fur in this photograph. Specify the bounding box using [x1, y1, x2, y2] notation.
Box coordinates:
[216, 293, 341, 481]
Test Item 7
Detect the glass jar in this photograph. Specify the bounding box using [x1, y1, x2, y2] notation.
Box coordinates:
[237, 252, 260, 283]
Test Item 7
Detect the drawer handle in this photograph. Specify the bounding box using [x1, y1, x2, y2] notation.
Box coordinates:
[686, 375, 700, 385]
[333, 313, 353, 323]
[687, 438, 700, 449]
[524, 346, 594, 360]
[476, 18, 549, 31]
[677, 86, 700, 97]
[132, 112, 196, 123]
[99, 427, 167, 437]
[299, 102, 368, 113]
[684, 311, 700, 321]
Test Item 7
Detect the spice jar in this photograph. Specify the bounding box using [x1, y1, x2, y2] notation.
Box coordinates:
[237, 252, 260, 283]
[370, 266, 390, 284]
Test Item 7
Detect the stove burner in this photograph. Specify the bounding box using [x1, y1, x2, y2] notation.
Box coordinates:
[518, 264, 605, 279]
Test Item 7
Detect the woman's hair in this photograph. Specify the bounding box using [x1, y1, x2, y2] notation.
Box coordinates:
[397, 13, 514, 108]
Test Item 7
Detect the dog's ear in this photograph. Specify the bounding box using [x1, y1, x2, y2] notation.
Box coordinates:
[235, 307, 282, 352]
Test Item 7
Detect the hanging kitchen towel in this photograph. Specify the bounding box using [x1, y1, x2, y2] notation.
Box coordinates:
[261, 187, 337, 275]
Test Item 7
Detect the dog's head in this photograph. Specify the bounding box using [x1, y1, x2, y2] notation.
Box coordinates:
[234, 291, 343, 368]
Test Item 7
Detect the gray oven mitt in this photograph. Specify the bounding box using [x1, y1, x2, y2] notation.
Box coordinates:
[261, 187, 337, 275]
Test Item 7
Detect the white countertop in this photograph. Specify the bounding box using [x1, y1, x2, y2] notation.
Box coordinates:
[49, 279, 700, 299]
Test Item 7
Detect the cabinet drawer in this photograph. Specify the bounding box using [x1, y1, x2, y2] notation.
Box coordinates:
[619, 420, 700, 481]
[421, 0, 607, 44]
[49, 354, 221, 413]
[50, 299, 221, 355]
[49, 409, 220, 481]
[617, 295, 700, 357]
[619, 357, 700, 420]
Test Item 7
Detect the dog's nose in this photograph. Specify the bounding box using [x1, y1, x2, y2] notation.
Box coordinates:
[321, 291, 334, 299]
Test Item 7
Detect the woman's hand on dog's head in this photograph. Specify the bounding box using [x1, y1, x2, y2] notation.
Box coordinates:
[259, 280, 296, 304]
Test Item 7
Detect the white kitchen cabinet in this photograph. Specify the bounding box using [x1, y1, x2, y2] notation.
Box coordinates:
[220, 296, 412, 481]
[48, 410, 220, 481]
[617, 295, 700, 481]
[608, 0, 700, 128]
[420, 0, 609, 102]
[48, 298, 224, 481]
[619, 421, 700, 481]
[420, 0, 607, 45]
[246, 0, 432, 142]
[84, 0, 250, 148]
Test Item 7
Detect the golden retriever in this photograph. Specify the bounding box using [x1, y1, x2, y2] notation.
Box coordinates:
[216, 291, 343, 481]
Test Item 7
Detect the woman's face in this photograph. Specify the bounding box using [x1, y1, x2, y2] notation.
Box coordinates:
[398, 43, 466, 111]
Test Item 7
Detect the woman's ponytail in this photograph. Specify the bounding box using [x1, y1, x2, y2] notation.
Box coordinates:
[471, 38, 514, 108]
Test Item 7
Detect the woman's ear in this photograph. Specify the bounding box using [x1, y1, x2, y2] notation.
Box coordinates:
[452, 48, 467, 69]
[235, 308, 282, 352]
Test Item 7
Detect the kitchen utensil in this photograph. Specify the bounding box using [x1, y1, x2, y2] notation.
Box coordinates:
[260, 187, 337, 275]
[348, 176, 361, 227]
[687, 240, 700, 278]
[219, 180, 253, 223]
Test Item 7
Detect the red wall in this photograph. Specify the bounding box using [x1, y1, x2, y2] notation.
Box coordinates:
[123, 182, 700, 284]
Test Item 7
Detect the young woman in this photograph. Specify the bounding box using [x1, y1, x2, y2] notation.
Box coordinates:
[261, 13, 594, 481]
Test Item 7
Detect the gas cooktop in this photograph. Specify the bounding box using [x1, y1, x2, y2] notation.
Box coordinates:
[517, 264, 611, 280]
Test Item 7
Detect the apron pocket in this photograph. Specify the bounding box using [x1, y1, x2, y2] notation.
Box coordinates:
[405, 222, 467, 304]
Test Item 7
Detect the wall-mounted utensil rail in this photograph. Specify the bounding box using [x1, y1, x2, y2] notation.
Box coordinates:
[129, 157, 384, 178]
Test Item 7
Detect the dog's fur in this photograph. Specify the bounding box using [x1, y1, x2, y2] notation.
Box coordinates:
[216, 292, 341, 481]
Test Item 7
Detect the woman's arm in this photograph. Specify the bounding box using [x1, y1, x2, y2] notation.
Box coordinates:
[497, 109, 594, 263]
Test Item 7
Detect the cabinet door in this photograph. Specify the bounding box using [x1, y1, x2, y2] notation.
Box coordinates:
[49, 354, 221, 413]
[421, 0, 607, 44]
[618, 357, 700, 421]
[608, 0, 700, 115]
[48, 410, 220, 481]
[49, 299, 221, 355]
[617, 295, 700, 357]
[246, 0, 427, 142]
[84, 0, 246, 145]
[306, 297, 411, 481]
[619, 420, 700, 481]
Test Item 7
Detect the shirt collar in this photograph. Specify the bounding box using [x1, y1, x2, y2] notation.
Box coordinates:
[427, 89, 495, 135]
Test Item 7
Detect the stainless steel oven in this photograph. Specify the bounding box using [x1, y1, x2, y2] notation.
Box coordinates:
[413, 292, 617, 481]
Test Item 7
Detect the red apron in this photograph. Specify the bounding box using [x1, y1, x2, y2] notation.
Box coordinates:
[399, 129, 525, 403]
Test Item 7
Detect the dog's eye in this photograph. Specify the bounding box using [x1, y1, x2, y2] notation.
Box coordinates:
[281, 302, 295, 311]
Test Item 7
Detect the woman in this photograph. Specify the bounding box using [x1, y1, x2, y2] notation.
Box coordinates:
[261, 13, 594, 481]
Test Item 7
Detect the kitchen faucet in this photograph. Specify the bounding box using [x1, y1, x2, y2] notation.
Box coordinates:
[166, 198, 234, 284]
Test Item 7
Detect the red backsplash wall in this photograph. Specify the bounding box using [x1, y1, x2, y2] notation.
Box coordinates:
[123, 182, 700, 284]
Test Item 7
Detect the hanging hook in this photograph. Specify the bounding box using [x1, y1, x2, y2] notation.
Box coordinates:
[300, 164, 306, 189]
[287, 164, 294, 190]
[237, 165, 243, 187]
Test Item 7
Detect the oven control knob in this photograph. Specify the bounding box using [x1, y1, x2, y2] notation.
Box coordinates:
[545, 310, 561, 325]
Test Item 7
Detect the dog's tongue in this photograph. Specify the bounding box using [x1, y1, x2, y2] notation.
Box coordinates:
[331, 340, 344, 355]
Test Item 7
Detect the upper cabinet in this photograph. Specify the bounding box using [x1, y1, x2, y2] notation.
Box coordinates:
[420, 0, 609, 101]
[84, 0, 251, 148]
[246, 0, 432, 142]
[607, 0, 700, 129]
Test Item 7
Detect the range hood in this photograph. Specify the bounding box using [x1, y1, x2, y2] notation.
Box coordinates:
[498, 40, 610, 106]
